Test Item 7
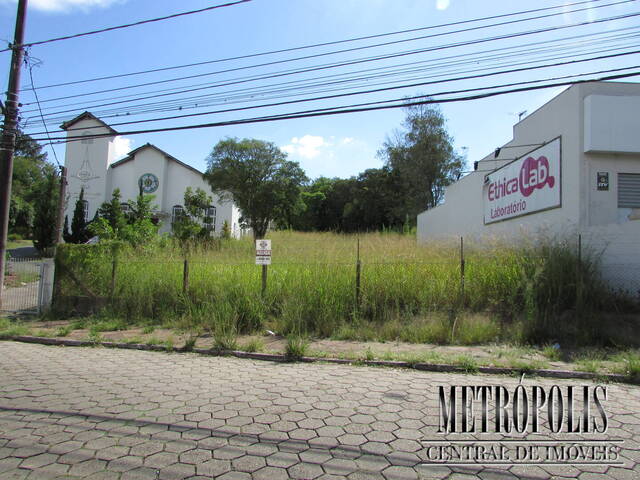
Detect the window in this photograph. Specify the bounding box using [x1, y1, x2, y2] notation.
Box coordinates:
[204, 206, 216, 231]
[81, 131, 93, 144]
[172, 205, 184, 224]
[82, 200, 89, 222]
[618, 173, 640, 208]
[120, 203, 131, 214]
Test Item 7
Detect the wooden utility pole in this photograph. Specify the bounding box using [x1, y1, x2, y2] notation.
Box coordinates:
[55, 166, 67, 245]
[0, 0, 28, 309]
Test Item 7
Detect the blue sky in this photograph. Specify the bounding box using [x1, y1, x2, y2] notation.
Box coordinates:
[0, 0, 638, 179]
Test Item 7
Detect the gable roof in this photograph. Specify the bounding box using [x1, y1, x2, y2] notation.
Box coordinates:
[109, 143, 205, 176]
[60, 111, 119, 135]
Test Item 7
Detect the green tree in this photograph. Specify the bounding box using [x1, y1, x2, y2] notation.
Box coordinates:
[380, 103, 464, 221]
[89, 188, 127, 241]
[69, 187, 90, 244]
[205, 138, 307, 239]
[32, 168, 60, 254]
[9, 131, 50, 237]
[172, 187, 213, 242]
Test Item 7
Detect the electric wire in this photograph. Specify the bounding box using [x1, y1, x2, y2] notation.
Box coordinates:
[22, 24, 640, 120]
[0, 0, 252, 54]
[23, 0, 627, 91]
[28, 69, 640, 145]
[20, 3, 639, 107]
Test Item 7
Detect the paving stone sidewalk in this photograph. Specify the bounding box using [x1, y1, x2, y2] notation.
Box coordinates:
[0, 341, 639, 480]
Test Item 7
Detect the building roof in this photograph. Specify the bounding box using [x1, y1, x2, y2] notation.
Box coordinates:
[59, 111, 119, 135]
[109, 143, 205, 176]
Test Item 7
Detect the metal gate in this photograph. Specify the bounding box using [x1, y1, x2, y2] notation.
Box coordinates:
[1, 257, 54, 314]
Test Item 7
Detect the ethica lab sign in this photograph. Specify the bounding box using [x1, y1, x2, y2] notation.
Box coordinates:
[484, 138, 561, 224]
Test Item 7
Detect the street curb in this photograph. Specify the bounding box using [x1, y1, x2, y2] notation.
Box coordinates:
[4, 335, 633, 384]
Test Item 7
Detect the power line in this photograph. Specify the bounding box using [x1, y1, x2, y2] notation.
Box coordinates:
[21, 1, 638, 108]
[23, 0, 625, 91]
[24, 51, 60, 167]
[30, 36, 639, 126]
[29, 70, 640, 145]
[0, 0, 252, 54]
[24, 48, 640, 135]
[21, 10, 640, 123]
[28, 65, 638, 137]
[23, 24, 640, 120]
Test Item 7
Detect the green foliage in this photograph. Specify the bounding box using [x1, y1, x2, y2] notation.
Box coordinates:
[90, 189, 159, 246]
[240, 337, 264, 353]
[221, 220, 232, 240]
[205, 137, 307, 238]
[380, 103, 464, 216]
[172, 187, 213, 245]
[32, 168, 60, 255]
[53, 232, 636, 346]
[69, 187, 90, 244]
[9, 131, 49, 236]
[285, 335, 309, 360]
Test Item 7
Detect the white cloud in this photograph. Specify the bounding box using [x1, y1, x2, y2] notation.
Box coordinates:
[112, 136, 132, 159]
[341, 137, 354, 145]
[0, 0, 124, 12]
[282, 135, 328, 160]
[436, 0, 450, 10]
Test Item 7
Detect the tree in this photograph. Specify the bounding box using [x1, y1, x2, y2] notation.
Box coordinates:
[69, 187, 90, 244]
[10, 131, 50, 237]
[205, 138, 307, 239]
[379, 103, 464, 221]
[90, 189, 159, 245]
[172, 187, 213, 243]
[32, 168, 60, 254]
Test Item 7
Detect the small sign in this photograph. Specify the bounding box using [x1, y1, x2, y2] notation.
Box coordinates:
[255, 239, 272, 265]
[597, 172, 609, 191]
[255, 256, 271, 265]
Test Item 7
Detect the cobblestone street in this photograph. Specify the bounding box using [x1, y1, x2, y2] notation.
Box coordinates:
[0, 341, 639, 479]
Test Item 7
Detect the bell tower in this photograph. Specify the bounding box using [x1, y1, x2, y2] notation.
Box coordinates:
[61, 112, 117, 226]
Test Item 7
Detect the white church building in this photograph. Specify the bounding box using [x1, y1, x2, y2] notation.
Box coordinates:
[61, 112, 244, 237]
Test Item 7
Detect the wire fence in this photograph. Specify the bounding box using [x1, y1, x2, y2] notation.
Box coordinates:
[1, 257, 43, 314]
[52, 234, 640, 323]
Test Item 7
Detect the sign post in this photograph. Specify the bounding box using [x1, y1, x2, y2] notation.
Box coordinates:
[256, 239, 271, 296]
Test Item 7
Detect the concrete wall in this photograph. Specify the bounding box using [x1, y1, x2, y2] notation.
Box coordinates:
[417, 82, 640, 294]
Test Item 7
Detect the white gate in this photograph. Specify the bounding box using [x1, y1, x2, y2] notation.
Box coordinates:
[1, 257, 54, 314]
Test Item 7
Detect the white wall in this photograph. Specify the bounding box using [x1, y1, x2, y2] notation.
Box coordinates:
[106, 146, 238, 236]
[418, 84, 583, 242]
[63, 118, 115, 223]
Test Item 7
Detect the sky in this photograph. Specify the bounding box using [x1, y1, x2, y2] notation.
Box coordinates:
[0, 0, 638, 180]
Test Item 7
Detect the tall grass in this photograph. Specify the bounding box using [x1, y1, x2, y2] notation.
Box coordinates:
[53, 231, 635, 345]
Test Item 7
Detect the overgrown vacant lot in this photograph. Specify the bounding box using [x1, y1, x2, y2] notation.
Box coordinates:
[53, 231, 638, 346]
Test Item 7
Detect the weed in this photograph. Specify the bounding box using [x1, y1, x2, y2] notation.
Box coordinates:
[142, 325, 155, 334]
[285, 335, 309, 360]
[452, 355, 479, 373]
[240, 337, 264, 353]
[0, 319, 31, 338]
[183, 336, 197, 352]
[55, 325, 72, 337]
[542, 344, 562, 361]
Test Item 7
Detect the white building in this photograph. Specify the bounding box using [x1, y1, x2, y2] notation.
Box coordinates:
[417, 81, 640, 294]
[61, 112, 244, 237]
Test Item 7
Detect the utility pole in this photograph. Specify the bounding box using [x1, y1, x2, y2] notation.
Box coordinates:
[55, 166, 67, 245]
[0, 0, 28, 309]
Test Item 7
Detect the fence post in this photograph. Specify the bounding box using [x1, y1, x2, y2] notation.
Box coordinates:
[110, 255, 117, 299]
[460, 236, 465, 306]
[261, 264, 268, 297]
[183, 258, 190, 293]
[355, 237, 361, 309]
[576, 234, 582, 312]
